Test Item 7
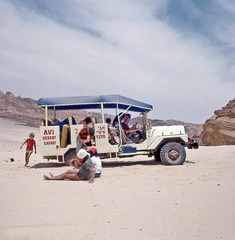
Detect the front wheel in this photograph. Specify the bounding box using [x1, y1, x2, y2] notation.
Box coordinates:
[160, 142, 186, 165]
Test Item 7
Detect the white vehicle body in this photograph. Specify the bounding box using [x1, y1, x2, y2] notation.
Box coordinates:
[38, 95, 198, 165]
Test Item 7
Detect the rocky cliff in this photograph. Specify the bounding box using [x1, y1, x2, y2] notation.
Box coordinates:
[200, 98, 235, 145]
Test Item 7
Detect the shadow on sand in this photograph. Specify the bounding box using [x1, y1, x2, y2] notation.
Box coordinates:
[30, 159, 161, 169]
[102, 159, 161, 168]
[30, 162, 66, 169]
[30, 159, 195, 169]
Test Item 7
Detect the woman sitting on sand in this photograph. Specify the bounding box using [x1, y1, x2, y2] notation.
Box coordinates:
[43, 149, 95, 183]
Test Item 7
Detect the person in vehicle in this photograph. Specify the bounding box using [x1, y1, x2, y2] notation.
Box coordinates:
[52, 116, 76, 128]
[43, 149, 95, 183]
[51, 117, 60, 125]
[121, 114, 142, 143]
[106, 118, 117, 144]
[79, 117, 92, 128]
[112, 112, 125, 127]
[76, 127, 94, 154]
[76, 117, 93, 152]
[91, 115, 97, 126]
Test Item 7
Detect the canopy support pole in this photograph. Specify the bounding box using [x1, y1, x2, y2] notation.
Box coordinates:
[117, 103, 123, 145]
[53, 106, 56, 119]
[45, 105, 48, 126]
[101, 102, 105, 123]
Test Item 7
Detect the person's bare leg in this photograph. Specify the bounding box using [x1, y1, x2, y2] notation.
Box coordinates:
[24, 152, 31, 167]
[62, 173, 81, 180]
[44, 173, 80, 180]
[49, 169, 75, 178]
[49, 172, 54, 177]
[24, 152, 27, 167]
[27, 152, 32, 165]
[45, 169, 78, 180]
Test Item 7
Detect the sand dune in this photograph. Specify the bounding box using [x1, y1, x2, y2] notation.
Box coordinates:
[0, 119, 234, 240]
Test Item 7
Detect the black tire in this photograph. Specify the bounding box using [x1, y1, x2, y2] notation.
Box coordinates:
[160, 142, 186, 165]
[64, 149, 76, 166]
[154, 148, 161, 161]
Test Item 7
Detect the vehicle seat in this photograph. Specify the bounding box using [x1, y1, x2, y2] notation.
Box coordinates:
[60, 124, 68, 148]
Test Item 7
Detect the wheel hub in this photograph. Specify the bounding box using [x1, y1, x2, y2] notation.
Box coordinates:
[168, 150, 179, 160]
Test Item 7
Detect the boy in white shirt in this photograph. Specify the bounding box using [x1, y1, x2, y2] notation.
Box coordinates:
[89, 148, 102, 178]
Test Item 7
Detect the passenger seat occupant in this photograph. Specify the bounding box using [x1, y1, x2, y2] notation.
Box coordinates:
[121, 114, 142, 143]
[112, 112, 125, 127]
[106, 118, 117, 145]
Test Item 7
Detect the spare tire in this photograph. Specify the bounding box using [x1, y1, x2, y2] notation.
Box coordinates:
[160, 142, 186, 165]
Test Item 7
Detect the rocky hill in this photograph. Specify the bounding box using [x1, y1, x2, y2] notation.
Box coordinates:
[0, 91, 103, 127]
[0, 91, 202, 138]
[150, 119, 203, 141]
[200, 98, 235, 145]
[0, 91, 43, 126]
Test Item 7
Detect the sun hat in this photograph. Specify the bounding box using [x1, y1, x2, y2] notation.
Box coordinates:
[77, 149, 89, 159]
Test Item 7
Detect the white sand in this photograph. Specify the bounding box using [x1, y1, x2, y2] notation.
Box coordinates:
[0, 119, 234, 240]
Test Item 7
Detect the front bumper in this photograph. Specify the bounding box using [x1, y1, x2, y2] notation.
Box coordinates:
[184, 138, 199, 149]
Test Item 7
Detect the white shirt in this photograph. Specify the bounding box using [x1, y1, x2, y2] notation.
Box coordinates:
[90, 156, 102, 173]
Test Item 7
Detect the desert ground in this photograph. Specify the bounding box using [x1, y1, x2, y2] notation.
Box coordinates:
[0, 118, 234, 240]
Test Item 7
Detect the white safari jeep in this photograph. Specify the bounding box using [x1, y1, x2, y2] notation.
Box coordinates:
[37, 94, 198, 165]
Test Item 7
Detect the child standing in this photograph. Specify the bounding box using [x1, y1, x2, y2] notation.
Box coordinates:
[20, 132, 36, 167]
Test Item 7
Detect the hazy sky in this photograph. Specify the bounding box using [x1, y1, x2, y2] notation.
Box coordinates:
[1, 0, 235, 123]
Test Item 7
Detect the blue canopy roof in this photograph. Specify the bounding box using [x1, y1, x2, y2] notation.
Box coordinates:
[37, 94, 153, 112]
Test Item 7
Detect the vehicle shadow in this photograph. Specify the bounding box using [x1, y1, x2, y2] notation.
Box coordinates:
[30, 159, 161, 169]
[102, 159, 195, 168]
[30, 162, 66, 169]
[30, 159, 195, 169]
[102, 159, 162, 168]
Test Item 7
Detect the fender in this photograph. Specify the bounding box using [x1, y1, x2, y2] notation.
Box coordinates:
[152, 137, 187, 152]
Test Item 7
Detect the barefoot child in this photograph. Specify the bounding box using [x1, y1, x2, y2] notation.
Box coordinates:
[20, 132, 36, 167]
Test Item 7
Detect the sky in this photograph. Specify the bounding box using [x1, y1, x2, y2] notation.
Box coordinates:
[0, 0, 235, 123]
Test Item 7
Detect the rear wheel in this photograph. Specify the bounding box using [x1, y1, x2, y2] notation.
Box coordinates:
[64, 149, 76, 166]
[160, 142, 186, 165]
